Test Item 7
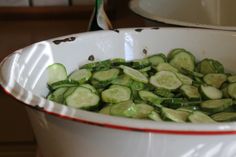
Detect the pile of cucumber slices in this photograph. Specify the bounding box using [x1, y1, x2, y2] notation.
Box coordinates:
[46, 48, 236, 123]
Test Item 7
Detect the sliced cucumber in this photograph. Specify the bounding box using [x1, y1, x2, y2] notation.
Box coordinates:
[228, 83, 236, 99]
[111, 74, 133, 86]
[50, 80, 79, 90]
[203, 73, 227, 88]
[99, 105, 112, 115]
[180, 85, 201, 100]
[148, 53, 166, 66]
[63, 86, 77, 99]
[154, 88, 174, 98]
[221, 83, 230, 98]
[120, 65, 148, 83]
[68, 69, 92, 84]
[66, 87, 100, 110]
[93, 68, 120, 83]
[101, 85, 131, 103]
[91, 79, 110, 88]
[80, 59, 111, 71]
[228, 75, 236, 83]
[110, 100, 137, 118]
[47, 63, 67, 85]
[132, 58, 151, 69]
[200, 85, 222, 99]
[175, 72, 192, 85]
[161, 107, 189, 123]
[47, 87, 68, 104]
[169, 50, 195, 71]
[211, 112, 236, 122]
[138, 90, 163, 107]
[148, 111, 163, 121]
[133, 103, 154, 119]
[181, 68, 204, 78]
[167, 48, 186, 60]
[80, 84, 97, 94]
[156, 62, 178, 73]
[188, 111, 215, 123]
[130, 81, 145, 91]
[139, 66, 152, 72]
[200, 99, 233, 113]
[196, 58, 224, 75]
[111, 58, 126, 66]
[150, 71, 182, 90]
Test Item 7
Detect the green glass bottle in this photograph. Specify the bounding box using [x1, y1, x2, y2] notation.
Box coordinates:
[88, 0, 113, 31]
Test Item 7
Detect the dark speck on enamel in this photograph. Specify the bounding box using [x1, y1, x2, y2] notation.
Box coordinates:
[143, 49, 148, 55]
[88, 55, 95, 61]
[152, 27, 160, 30]
[113, 29, 120, 33]
[53, 37, 76, 45]
[135, 28, 143, 32]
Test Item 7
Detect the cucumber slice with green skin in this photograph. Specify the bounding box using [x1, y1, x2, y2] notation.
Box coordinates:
[50, 80, 79, 90]
[156, 63, 178, 73]
[200, 85, 222, 100]
[196, 58, 224, 75]
[93, 68, 120, 83]
[68, 69, 92, 84]
[211, 112, 236, 122]
[63, 86, 77, 99]
[228, 75, 236, 83]
[111, 58, 126, 66]
[167, 48, 186, 60]
[80, 59, 111, 71]
[175, 72, 192, 85]
[148, 53, 166, 66]
[180, 85, 201, 100]
[203, 73, 227, 88]
[148, 111, 163, 121]
[177, 107, 194, 113]
[138, 90, 163, 107]
[161, 107, 190, 123]
[110, 100, 137, 118]
[169, 50, 195, 71]
[80, 84, 97, 94]
[200, 99, 233, 113]
[99, 105, 112, 115]
[139, 66, 152, 72]
[120, 65, 148, 83]
[132, 58, 151, 69]
[101, 85, 131, 103]
[47, 87, 68, 104]
[47, 63, 67, 85]
[188, 111, 216, 123]
[180, 68, 204, 78]
[111, 75, 133, 87]
[66, 87, 100, 110]
[228, 83, 236, 99]
[91, 79, 110, 88]
[154, 88, 174, 98]
[133, 103, 154, 119]
[221, 83, 230, 98]
[150, 71, 182, 90]
[130, 81, 145, 91]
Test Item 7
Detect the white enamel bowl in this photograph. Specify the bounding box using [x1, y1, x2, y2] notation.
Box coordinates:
[130, 0, 236, 31]
[1, 28, 236, 157]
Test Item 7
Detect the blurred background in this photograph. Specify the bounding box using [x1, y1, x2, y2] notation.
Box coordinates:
[0, 0, 162, 157]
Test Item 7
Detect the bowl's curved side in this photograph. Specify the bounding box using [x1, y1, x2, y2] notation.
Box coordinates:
[129, 0, 236, 31]
[1, 28, 236, 135]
